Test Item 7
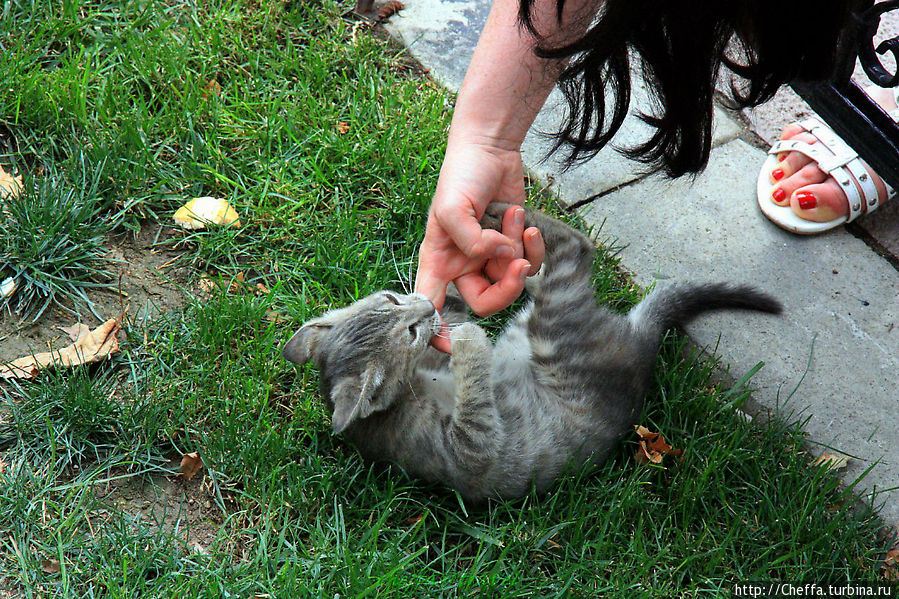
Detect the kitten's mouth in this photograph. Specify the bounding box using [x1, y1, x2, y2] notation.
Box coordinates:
[417, 310, 443, 346]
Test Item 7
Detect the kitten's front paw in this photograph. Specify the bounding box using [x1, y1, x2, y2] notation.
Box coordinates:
[479, 202, 514, 232]
[450, 322, 490, 355]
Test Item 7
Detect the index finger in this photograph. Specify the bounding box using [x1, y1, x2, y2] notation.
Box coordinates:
[455, 258, 531, 316]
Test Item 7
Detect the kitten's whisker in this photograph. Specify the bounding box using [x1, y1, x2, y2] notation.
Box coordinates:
[389, 247, 412, 295]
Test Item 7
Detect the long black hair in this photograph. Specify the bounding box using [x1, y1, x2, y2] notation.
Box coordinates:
[519, 0, 857, 176]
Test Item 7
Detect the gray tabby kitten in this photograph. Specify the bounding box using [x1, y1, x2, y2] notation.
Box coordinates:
[283, 203, 781, 501]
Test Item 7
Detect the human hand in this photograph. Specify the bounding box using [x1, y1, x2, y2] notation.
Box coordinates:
[415, 139, 544, 353]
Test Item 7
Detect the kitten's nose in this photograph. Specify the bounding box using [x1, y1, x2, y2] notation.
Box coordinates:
[413, 297, 435, 316]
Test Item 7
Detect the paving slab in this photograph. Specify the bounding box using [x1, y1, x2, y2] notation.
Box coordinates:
[385, 0, 899, 525]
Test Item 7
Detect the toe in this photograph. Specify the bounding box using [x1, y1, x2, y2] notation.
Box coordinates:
[769, 131, 819, 185]
[772, 162, 828, 206]
[780, 122, 806, 141]
[789, 179, 849, 223]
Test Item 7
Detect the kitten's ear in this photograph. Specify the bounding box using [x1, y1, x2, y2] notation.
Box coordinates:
[331, 365, 384, 434]
[282, 320, 331, 364]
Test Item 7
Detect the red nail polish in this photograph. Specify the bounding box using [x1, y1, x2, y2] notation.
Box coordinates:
[772, 168, 785, 181]
[778, 154, 788, 162]
[797, 191, 817, 210]
[772, 188, 787, 202]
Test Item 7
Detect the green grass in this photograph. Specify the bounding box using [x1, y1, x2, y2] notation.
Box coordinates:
[0, 0, 895, 596]
[0, 161, 117, 320]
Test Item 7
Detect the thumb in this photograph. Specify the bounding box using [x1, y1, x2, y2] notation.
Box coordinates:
[414, 265, 448, 313]
[438, 205, 514, 260]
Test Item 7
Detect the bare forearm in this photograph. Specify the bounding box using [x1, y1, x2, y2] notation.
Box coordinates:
[449, 0, 597, 150]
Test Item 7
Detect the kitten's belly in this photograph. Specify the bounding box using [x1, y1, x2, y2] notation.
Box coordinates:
[415, 368, 456, 416]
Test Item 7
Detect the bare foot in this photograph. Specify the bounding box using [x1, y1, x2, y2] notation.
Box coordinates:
[767, 86, 896, 223]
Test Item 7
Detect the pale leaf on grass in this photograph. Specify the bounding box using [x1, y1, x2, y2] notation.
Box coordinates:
[173, 197, 241, 230]
[180, 452, 204, 480]
[1, 276, 17, 299]
[57, 323, 91, 343]
[0, 319, 121, 380]
[813, 452, 850, 472]
[0, 165, 23, 201]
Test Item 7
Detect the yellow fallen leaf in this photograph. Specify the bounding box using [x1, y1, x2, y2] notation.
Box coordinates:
[813, 452, 850, 471]
[254, 282, 270, 295]
[173, 197, 241, 230]
[180, 452, 204, 480]
[0, 319, 121, 380]
[0, 165, 22, 200]
[336, 121, 350, 134]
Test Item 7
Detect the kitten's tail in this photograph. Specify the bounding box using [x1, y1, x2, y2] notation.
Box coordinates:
[627, 283, 782, 335]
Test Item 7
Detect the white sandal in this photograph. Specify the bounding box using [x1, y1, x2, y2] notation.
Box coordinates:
[757, 99, 898, 235]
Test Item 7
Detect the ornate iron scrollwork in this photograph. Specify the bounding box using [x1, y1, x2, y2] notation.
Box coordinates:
[856, 0, 899, 87]
[790, 0, 899, 192]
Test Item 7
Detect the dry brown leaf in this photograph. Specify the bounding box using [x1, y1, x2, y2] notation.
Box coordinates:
[405, 514, 424, 527]
[195, 276, 217, 299]
[0, 165, 23, 201]
[0, 319, 121, 380]
[336, 121, 350, 135]
[254, 282, 270, 295]
[813, 452, 850, 471]
[202, 79, 222, 99]
[264, 309, 291, 324]
[634, 425, 683, 465]
[180, 452, 204, 480]
[40, 559, 61, 574]
[884, 549, 899, 581]
[0, 457, 8, 474]
[228, 272, 246, 294]
[57, 323, 91, 343]
[377, 0, 404, 20]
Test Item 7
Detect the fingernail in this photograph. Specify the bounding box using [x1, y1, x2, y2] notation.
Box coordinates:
[778, 153, 788, 162]
[772, 188, 787, 202]
[514, 208, 525, 227]
[496, 245, 514, 259]
[796, 191, 817, 210]
[520, 263, 531, 282]
[772, 168, 785, 181]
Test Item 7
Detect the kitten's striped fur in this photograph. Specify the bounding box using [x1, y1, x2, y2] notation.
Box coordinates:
[284, 204, 781, 501]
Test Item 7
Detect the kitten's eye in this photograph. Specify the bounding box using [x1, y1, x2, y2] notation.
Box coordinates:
[407, 324, 417, 339]
[384, 293, 401, 305]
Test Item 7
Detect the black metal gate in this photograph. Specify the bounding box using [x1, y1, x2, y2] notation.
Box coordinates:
[790, 0, 899, 191]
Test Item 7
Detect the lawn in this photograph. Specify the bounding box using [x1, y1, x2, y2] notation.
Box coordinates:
[0, 0, 895, 596]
